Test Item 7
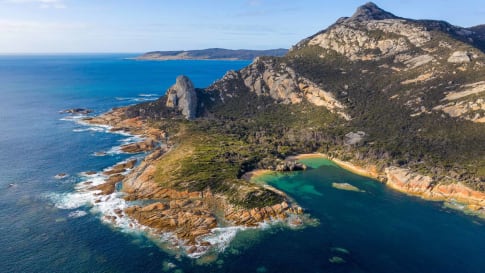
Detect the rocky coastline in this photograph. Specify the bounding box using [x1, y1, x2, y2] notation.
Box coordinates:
[78, 104, 484, 257]
[82, 107, 306, 257]
[281, 153, 485, 218]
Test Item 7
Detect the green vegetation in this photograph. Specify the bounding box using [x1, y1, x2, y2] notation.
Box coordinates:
[139, 93, 348, 208]
[127, 14, 485, 207]
[286, 36, 485, 190]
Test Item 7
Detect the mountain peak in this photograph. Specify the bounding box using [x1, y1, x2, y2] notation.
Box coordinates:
[349, 2, 398, 21]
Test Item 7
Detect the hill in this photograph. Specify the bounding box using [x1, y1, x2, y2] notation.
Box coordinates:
[134, 48, 288, 60]
[88, 2, 485, 255]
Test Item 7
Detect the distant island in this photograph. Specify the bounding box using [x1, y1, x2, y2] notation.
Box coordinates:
[134, 48, 288, 61]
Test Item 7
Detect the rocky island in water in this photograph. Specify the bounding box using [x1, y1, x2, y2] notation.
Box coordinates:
[76, 2, 485, 257]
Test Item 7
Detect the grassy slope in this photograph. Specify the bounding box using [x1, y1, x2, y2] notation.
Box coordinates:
[137, 90, 349, 208]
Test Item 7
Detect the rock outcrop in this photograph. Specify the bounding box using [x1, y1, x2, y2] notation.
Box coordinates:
[305, 17, 432, 62]
[348, 2, 398, 21]
[120, 139, 157, 153]
[447, 51, 472, 63]
[331, 182, 364, 192]
[385, 167, 485, 213]
[103, 159, 137, 175]
[125, 197, 218, 245]
[433, 81, 485, 122]
[344, 131, 366, 145]
[60, 108, 92, 115]
[121, 148, 304, 253]
[209, 57, 350, 120]
[84, 108, 305, 256]
[275, 160, 307, 172]
[166, 75, 198, 120]
[322, 156, 485, 216]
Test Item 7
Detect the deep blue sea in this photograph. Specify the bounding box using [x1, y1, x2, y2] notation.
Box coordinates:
[0, 55, 484, 273]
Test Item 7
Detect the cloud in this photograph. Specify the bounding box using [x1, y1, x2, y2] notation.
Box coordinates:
[4, 0, 66, 9]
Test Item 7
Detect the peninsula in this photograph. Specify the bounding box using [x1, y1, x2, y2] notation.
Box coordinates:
[134, 48, 288, 61]
[84, 2, 485, 256]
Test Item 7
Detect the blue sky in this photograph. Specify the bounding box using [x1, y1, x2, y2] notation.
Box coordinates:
[0, 0, 484, 53]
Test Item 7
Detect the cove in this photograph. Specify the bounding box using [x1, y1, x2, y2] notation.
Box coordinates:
[237, 158, 485, 273]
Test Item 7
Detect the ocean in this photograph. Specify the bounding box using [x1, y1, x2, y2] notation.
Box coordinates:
[0, 55, 483, 273]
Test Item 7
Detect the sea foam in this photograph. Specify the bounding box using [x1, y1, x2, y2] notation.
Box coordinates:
[68, 210, 88, 218]
[54, 107, 282, 258]
[115, 94, 159, 103]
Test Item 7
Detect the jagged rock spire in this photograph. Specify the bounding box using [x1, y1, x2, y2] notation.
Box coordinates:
[165, 75, 197, 120]
[349, 2, 398, 21]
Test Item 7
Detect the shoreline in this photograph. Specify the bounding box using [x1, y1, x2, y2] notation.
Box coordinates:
[61, 105, 484, 258]
[288, 153, 379, 179]
[241, 169, 275, 181]
[250, 153, 485, 218]
[70, 108, 308, 258]
[126, 57, 248, 62]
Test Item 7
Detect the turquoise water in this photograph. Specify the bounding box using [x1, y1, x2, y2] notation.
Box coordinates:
[251, 159, 485, 273]
[0, 55, 484, 273]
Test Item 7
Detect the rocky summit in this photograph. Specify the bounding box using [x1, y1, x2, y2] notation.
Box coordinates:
[89, 2, 485, 255]
[348, 2, 399, 21]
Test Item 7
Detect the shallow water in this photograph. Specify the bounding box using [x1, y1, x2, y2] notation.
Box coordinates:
[0, 55, 484, 273]
[251, 159, 485, 273]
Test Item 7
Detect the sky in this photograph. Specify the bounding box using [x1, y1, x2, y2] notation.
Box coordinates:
[0, 0, 484, 53]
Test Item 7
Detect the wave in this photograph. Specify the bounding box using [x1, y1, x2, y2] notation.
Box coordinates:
[47, 168, 145, 231]
[105, 134, 145, 155]
[138, 93, 159, 97]
[59, 115, 88, 122]
[68, 210, 87, 218]
[47, 191, 99, 210]
[47, 158, 289, 258]
[64, 116, 145, 157]
[115, 95, 159, 103]
[73, 126, 106, 133]
[105, 146, 123, 155]
[47, 189, 144, 232]
[119, 136, 144, 145]
[191, 226, 246, 257]
[54, 173, 69, 179]
[55, 110, 287, 258]
[76, 173, 107, 188]
[114, 97, 132, 101]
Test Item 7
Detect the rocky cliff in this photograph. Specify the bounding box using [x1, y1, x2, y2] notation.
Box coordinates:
[385, 167, 485, 212]
[207, 57, 350, 119]
[165, 75, 198, 120]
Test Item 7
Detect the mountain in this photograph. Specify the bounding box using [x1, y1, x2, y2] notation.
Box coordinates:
[134, 48, 288, 60]
[90, 2, 485, 254]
